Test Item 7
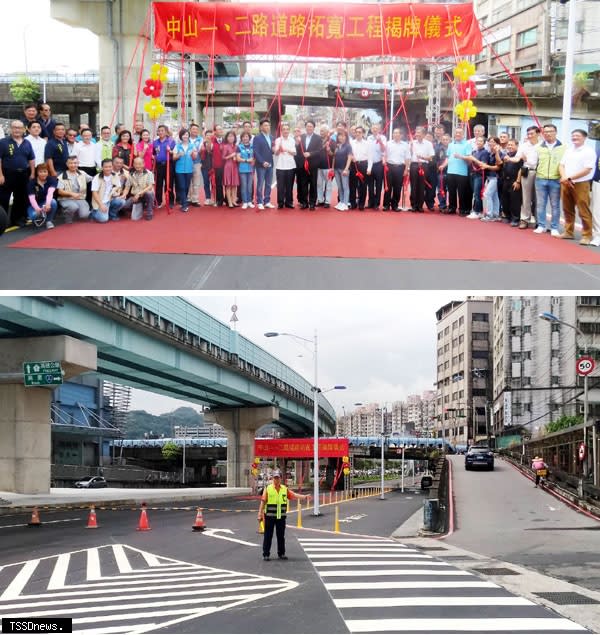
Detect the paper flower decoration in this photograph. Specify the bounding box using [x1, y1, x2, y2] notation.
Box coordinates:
[144, 98, 165, 120]
[453, 60, 476, 82]
[142, 78, 163, 98]
[457, 80, 478, 101]
[150, 63, 168, 82]
[454, 99, 477, 122]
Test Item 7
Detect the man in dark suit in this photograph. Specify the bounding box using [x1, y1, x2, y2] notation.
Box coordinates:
[253, 118, 275, 210]
[297, 120, 322, 210]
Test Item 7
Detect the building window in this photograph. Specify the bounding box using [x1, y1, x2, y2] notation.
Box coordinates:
[452, 338, 458, 348]
[459, 334, 464, 344]
[580, 322, 600, 334]
[472, 313, 489, 322]
[473, 351, 489, 359]
[522, 376, 531, 386]
[551, 375, 560, 385]
[511, 377, 522, 388]
[517, 27, 537, 48]
[579, 296, 600, 306]
[493, 37, 511, 55]
[459, 316, 464, 326]
[452, 356, 458, 366]
[459, 390, 464, 398]
[444, 344, 450, 352]
[510, 326, 522, 336]
[551, 349, 560, 358]
[522, 351, 532, 360]
[473, 332, 488, 340]
[459, 353, 464, 362]
[523, 325, 531, 334]
[511, 352, 521, 362]
[453, 320, 458, 330]
[444, 327, 450, 335]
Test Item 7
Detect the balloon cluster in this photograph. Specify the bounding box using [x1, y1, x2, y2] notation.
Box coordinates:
[143, 64, 168, 120]
[453, 60, 478, 122]
[342, 456, 350, 476]
[251, 457, 261, 477]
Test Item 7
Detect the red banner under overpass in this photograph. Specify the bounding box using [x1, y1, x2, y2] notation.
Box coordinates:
[153, 2, 482, 59]
[255, 438, 349, 458]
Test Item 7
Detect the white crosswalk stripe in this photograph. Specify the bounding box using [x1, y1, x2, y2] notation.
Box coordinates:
[0, 544, 297, 634]
[298, 537, 590, 634]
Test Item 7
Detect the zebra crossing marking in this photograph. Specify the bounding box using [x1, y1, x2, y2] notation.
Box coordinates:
[0, 543, 297, 634]
[298, 536, 589, 634]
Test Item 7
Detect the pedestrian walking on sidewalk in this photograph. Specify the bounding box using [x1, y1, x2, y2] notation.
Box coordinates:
[258, 470, 308, 561]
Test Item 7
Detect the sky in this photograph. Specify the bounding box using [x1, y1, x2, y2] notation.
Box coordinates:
[2, 1, 98, 74]
[128, 292, 459, 415]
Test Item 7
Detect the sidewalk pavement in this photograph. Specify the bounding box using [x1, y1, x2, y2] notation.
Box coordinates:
[0, 487, 251, 514]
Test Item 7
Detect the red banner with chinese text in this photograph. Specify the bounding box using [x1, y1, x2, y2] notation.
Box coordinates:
[153, 2, 482, 59]
[254, 438, 349, 458]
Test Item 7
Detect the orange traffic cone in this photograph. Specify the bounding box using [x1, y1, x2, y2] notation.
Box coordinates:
[27, 506, 42, 527]
[136, 503, 151, 531]
[86, 505, 98, 529]
[192, 508, 206, 532]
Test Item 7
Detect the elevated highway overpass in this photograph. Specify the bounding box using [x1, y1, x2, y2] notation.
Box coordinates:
[0, 296, 335, 494]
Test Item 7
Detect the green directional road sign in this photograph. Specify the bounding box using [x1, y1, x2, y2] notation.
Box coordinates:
[23, 360, 63, 387]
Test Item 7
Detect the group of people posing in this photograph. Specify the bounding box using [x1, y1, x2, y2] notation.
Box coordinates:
[0, 101, 598, 242]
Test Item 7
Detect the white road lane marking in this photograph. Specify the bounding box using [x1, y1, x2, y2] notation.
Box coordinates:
[1, 560, 40, 600]
[345, 618, 588, 632]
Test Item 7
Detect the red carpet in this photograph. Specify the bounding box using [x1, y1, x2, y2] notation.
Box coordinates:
[9, 207, 600, 264]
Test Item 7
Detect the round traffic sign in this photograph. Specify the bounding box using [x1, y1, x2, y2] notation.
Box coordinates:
[576, 356, 595, 376]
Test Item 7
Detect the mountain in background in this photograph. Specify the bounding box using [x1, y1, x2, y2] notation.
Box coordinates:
[125, 407, 205, 439]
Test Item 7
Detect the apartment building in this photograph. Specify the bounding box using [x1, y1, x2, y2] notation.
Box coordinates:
[435, 297, 493, 446]
[492, 296, 600, 438]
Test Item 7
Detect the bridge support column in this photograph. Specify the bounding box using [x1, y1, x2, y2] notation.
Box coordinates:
[207, 406, 278, 488]
[0, 336, 97, 494]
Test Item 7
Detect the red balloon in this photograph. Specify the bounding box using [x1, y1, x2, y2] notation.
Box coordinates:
[457, 80, 478, 101]
[142, 86, 152, 96]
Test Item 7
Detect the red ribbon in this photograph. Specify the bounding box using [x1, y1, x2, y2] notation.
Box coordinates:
[438, 172, 446, 199]
[327, 168, 335, 181]
[209, 168, 216, 190]
[418, 164, 432, 189]
[356, 169, 365, 182]
[304, 159, 310, 174]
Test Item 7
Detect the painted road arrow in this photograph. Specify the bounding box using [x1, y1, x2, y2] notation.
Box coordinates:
[202, 528, 258, 547]
[0, 544, 295, 634]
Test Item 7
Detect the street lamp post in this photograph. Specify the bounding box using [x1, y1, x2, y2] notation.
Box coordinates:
[265, 330, 345, 516]
[539, 311, 595, 487]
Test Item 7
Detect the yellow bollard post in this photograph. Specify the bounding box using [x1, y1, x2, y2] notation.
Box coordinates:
[296, 498, 303, 528]
[329, 491, 332, 505]
[334, 505, 340, 533]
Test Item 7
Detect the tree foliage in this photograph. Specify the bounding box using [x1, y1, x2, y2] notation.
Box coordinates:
[9, 76, 41, 105]
[125, 407, 205, 439]
[161, 441, 181, 461]
[545, 414, 583, 434]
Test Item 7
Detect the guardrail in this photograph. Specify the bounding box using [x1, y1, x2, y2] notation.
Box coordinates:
[0, 72, 99, 84]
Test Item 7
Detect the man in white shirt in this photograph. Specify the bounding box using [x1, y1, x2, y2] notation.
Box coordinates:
[350, 126, 369, 210]
[383, 128, 410, 211]
[25, 121, 46, 166]
[367, 123, 387, 209]
[510, 125, 539, 229]
[559, 129, 596, 245]
[409, 127, 434, 212]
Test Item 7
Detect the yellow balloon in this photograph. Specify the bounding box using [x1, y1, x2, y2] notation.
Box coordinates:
[454, 99, 477, 122]
[151, 64, 169, 82]
[144, 97, 165, 120]
[254, 457, 261, 464]
[453, 60, 476, 82]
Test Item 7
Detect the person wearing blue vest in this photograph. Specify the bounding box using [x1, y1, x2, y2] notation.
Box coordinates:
[257, 469, 308, 561]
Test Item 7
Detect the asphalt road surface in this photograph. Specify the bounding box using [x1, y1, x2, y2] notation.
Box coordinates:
[0, 488, 593, 634]
[3, 227, 600, 290]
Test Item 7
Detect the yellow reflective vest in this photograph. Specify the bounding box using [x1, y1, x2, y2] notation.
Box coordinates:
[264, 483, 288, 519]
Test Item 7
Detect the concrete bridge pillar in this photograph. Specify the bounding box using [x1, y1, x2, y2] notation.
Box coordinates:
[206, 406, 278, 488]
[51, 0, 153, 128]
[0, 336, 97, 494]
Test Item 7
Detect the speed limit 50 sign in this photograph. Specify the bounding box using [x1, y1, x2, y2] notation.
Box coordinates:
[576, 356, 595, 376]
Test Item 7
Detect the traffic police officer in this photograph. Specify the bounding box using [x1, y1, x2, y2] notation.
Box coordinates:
[258, 470, 308, 561]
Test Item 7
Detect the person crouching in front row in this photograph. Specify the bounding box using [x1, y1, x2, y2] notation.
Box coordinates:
[91, 158, 125, 222]
[122, 157, 155, 221]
